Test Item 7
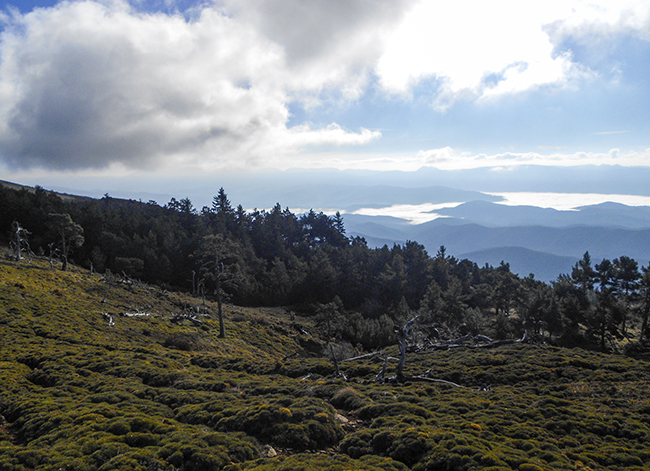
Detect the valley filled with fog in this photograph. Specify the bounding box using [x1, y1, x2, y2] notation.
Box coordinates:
[17, 164, 650, 282]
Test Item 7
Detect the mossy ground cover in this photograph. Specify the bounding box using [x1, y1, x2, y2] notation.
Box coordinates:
[2, 255, 650, 470]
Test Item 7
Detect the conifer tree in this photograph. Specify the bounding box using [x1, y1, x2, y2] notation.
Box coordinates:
[47, 213, 84, 271]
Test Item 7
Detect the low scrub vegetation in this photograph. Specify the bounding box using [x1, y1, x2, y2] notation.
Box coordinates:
[2, 256, 650, 470]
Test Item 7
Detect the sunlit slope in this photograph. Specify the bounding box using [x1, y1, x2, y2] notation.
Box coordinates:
[2, 256, 650, 471]
[0, 257, 350, 470]
[0, 259, 307, 363]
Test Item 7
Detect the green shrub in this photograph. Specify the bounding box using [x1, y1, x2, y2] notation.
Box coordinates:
[340, 430, 374, 458]
[331, 387, 370, 411]
[215, 397, 344, 451]
[226, 453, 410, 470]
[124, 432, 159, 447]
[163, 334, 194, 351]
[518, 464, 544, 471]
[386, 430, 431, 466]
[106, 420, 130, 436]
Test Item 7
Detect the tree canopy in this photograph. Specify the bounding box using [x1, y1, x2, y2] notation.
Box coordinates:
[2, 184, 649, 350]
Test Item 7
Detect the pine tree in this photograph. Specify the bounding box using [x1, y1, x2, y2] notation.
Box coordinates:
[47, 213, 84, 271]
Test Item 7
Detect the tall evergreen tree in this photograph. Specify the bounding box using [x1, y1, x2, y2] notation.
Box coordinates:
[640, 265, 650, 340]
[212, 188, 236, 233]
[613, 256, 641, 336]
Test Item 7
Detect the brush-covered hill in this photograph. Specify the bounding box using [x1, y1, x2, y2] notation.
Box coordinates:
[2, 255, 650, 471]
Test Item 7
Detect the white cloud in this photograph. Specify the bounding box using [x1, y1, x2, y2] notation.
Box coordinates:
[416, 146, 650, 170]
[489, 191, 650, 210]
[255, 146, 650, 172]
[417, 146, 460, 164]
[222, 0, 416, 101]
[549, 0, 650, 36]
[375, 0, 650, 108]
[353, 202, 462, 224]
[1, 0, 648, 172]
[284, 124, 380, 147]
[592, 130, 630, 135]
[0, 0, 396, 171]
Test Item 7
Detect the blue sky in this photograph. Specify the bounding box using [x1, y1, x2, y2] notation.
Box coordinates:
[0, 0, 649, 183]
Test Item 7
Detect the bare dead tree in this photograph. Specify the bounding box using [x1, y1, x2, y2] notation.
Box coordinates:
[315, 301, 348, 380]
[10, 221, 31, 261]
[190, 270, 197, 297]
[198, 279, 206, 306]
[329, 343, 347, 381]
[395, 316, 420, 381]
[47, 242, 59, 268]
[372, 316, 464, 387]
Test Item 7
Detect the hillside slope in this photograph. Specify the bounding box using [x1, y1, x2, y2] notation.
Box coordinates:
[2, 256, 650, 470]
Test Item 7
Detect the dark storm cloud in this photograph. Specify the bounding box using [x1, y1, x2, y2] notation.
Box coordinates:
[225, 0, 416, 65]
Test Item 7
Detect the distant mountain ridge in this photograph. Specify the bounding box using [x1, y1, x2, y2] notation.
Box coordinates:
[458, 246, 579, 282]
[345, 219, 650, 282]
[236, 184, 501, 211]
[0, 179, 93, 203]
[434, 200, 650, 229]
[345, 205, 650, 282]
[4, 177, 650, 283]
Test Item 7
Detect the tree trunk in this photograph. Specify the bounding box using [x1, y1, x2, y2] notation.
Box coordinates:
[13, 222, 22, 261]
[640, 301, 649, 341]
[216, 259, 225, 338]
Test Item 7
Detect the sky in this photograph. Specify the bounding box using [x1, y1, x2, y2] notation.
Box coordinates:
[0, 0, 650, 190]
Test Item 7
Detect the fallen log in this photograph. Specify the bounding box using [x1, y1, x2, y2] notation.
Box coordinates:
[423, 330, 531, 351]
[400, 375, 463, 388]
[123, 311, 155, 318]
[340, 352, 381, 363]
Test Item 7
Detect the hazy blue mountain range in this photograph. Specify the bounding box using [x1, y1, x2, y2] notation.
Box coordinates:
[5, 164, 650, 283]
[343, 215, 650, 282]
[433, 201, 650, 229]
[23, 164, 650, 208]
[237, 184, 500, 211]
[458, 247, 579, 282]
[335, 184, 650, 282]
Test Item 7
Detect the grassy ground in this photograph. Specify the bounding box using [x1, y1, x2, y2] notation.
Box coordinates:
[1, 254, 650, 470]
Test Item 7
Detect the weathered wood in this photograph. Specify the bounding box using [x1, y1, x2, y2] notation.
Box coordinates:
[423, 330, 531, 351]
[374, 356, 389, 383]
[325, 342, 348, 380]
[340, 352, 381, 363]
[123, 311, 154, 318]
[395, 316, 419, 381]
[400, 375, 463, 388]
[100, 312, 115, 327]
[373, 316, 469, 386]
[171, 313, 205, 326]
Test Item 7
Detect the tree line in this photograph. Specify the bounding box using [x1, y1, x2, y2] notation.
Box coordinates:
[1, 184, 649, 351]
